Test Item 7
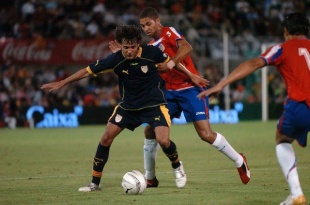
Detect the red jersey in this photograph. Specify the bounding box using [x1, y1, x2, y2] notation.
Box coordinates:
[148, 26, 200, 90]
[260, 38, 310, 107]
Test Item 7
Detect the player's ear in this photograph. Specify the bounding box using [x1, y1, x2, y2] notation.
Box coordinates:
[155, 18, 161, 24]
[283, 28, 289, 40]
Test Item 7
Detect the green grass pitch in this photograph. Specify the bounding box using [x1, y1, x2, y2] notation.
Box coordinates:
[0, 121, 309, 205]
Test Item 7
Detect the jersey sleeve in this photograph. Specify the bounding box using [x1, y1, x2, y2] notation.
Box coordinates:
[260, 44, 283, 67]
[153, 46, 170, 64]
[87, 53, 118, 75]
[166, 27, 185, 48]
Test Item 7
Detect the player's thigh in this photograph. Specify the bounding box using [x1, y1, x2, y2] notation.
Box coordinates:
[101, 122, 124, 146]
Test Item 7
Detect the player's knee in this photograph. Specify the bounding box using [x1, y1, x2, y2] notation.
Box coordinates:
[100, 135, 114, 146]
[275, 131, 293, 145]
[199, 131, 216, 144]
[157, 138, 170, 149]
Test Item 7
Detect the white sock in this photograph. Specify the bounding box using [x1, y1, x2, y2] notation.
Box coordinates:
[276, 143, 303, 197]
[143, 139, 159, 180]
[212, 132, 243, 167]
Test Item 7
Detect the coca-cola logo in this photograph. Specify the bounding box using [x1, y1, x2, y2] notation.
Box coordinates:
[72, 41, 111, 61]
[2, 42, 52, 62]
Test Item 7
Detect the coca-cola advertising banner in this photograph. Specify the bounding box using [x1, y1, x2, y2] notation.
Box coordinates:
[0, 38, 113, 65]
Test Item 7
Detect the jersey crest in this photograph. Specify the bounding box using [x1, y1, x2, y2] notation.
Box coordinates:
[166, 31, 171, 37]
[159, 44, 165, 51]
[141, 65, 148, 73]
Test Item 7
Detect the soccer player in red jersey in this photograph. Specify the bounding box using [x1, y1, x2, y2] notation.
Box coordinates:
[198, 12, 310, 205]
[138, 7, 250, 187]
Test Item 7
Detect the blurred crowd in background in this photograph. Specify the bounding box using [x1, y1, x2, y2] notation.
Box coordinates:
[0, 0, 308, 127]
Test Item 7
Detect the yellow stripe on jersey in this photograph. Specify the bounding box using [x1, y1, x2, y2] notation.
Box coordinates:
[163, 55, 170, 64]
[160, 105, 171, 127]
[155, 55, 170, 67]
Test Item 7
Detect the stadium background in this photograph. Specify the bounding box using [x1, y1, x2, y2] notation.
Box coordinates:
[0, 0, 309, 128]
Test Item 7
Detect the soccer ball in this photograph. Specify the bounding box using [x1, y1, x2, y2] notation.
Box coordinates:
[121, 170, 147, 195]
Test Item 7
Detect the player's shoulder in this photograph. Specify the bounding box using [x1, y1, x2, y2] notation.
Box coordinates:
[162, 26, 176, 31]
[141, 45, 161, 52]
[277, 38, 310, 53]
[140, 45, 162, 58]
[161, 26, 183, 39]
[105, 50, 124, 61]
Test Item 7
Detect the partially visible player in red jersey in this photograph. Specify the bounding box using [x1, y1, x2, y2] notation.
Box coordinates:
[147, 26, 200, 90]
[138, 7, 250, 188]
[198, 12, 310, 205]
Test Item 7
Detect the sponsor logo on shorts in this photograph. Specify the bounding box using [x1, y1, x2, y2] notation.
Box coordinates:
[155, 116, 161, 121]
[196, 112, 205, 115]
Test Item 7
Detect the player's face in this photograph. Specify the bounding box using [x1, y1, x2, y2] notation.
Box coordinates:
[121, 40, 139, 59]
[140, 17, 160, 39]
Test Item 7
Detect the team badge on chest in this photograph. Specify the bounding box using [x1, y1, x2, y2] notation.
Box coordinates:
[141, 66, 148, 73]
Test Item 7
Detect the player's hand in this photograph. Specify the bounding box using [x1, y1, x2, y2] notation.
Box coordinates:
[189, 74, 209, 87]
[109, 40, 121, 53]
[197, 84, 223, 101]
[156, 63, 170, 73]
[41, 81, 64, 92]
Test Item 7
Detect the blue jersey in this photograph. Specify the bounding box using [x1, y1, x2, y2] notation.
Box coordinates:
[87, 45, 170, 110]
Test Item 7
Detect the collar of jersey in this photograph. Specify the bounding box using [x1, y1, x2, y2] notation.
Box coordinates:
[122, 47, 142, 59]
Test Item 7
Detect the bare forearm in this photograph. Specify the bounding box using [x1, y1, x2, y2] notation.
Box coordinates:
[174, 63, 191, 76]
[218, 57, 265, 88]
[61, 68, 90, 86]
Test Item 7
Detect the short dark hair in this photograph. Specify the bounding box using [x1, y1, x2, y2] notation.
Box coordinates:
[139, 7, 159, 20]
[115, 25, 142, 44]
[282, 12, 310, 36]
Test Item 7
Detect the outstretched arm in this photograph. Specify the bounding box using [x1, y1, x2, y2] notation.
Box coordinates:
[197, 57, 266, 100]
[41, 68, 90, 92]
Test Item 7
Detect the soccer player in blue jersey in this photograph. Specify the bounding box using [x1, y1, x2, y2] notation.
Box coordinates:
[41, 25, 197, 191]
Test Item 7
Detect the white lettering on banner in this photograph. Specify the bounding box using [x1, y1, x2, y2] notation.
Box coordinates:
[2, 42, 52, 61]
[26, 105, 83, 128]
[72, 41, 110, 61]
